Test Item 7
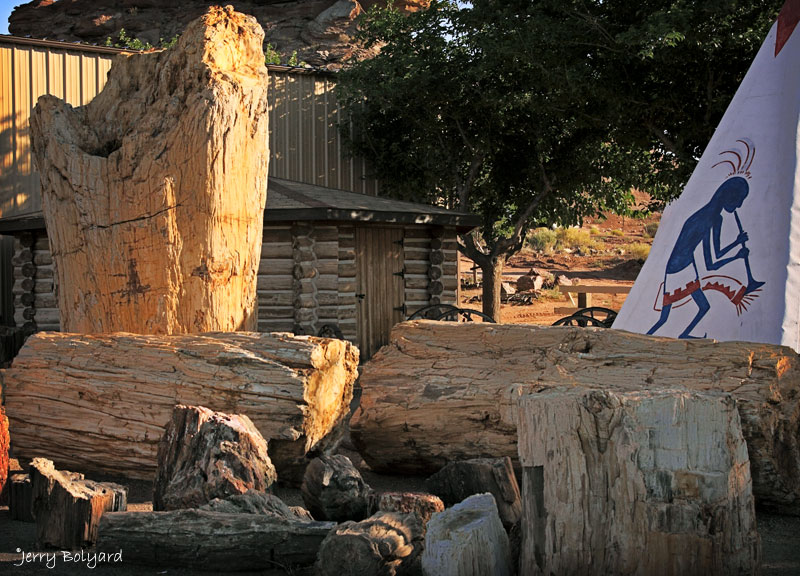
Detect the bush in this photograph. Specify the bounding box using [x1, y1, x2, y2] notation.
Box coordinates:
[643, 222, 659, 238]
[527, 228, 558, 254]
[557, 227, 603, 252]
[609, 228, 625, 237]
[623, 242, 651, 260]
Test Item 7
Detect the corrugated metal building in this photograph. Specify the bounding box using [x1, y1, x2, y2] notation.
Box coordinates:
[0, 36, 477, 359]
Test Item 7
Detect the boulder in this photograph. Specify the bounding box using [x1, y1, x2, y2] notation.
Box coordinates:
[301, 454, 372, 522]
[423, 457, 521, 529]
[199, 490, 311, 521]
[373, 492, 444, 527]
[421, 493, 512, 576]
[154, 405, 277, 511]
[316, 511, 424, 576]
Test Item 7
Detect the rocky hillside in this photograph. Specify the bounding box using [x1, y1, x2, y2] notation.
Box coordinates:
[8, 0, 427, 69]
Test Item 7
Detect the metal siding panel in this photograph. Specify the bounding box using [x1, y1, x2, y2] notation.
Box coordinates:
[0, 46, 15, 218]
[13, 46, 34, 214]
[81, 54, 97, 105]
[47, 51, 64, 100]
[64, 52, 81, 106]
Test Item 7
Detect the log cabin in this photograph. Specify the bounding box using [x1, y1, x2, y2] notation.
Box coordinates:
[0, 36, 478, 360]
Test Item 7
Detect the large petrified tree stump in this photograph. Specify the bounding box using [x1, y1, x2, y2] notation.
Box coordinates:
[154, 405, 277, 510]
[517, 389, 760, 575]
[29, 6, 269, 334]
[30, 458, 127, 550]
[2, 331, 358, 481]
[351, 321, 800, 513]
[97, 510, 335, 571]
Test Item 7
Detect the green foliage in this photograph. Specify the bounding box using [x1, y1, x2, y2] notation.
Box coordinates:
[643, 222, 660, 238]
[287, 51, 299, 67]
[527, 228, 558, 254]
[265, 43, 282, 65]
[105, 29, 179, 51]
[609, 229, 625, 237]
[334, 0, 779, 314]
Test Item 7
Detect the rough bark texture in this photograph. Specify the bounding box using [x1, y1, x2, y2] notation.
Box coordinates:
[2, 331, 358, 481]
[315, 511, 425, 576]
[373, 492, 444, 527]
[301, 454, 373, 522]
[97, 510, 335, 571]
[10, 473, 34, 522]
[29, 6, 269, 334]
[199, 490, 312, 521]
[30, 458, 127, 550]
[154, 405, 277, 511]
[423, 458, 521, 530]
[517, 389, 761, 576]
[351, 321, 800, 514]
[421, 493, 512, 576]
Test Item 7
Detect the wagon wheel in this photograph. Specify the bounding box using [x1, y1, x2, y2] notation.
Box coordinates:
[434, 307, 496, 323]
[317, 323, 344, 339]
[551, 314, 607, 328]
[408, 304, 460, 320]
[572, 307, 618, 328]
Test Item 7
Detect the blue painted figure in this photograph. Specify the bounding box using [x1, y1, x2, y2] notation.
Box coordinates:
[648, 176, 764, 338]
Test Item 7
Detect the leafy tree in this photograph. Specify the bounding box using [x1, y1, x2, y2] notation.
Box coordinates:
[336, 0, 780, 320]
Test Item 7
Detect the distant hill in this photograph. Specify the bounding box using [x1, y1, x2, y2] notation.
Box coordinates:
[9, 0, 427, 69]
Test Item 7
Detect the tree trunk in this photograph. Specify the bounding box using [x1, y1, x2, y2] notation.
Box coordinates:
[2, 331, 359, 483]
[480, 258, 504, 322]
[350, 321, 800, 514]
[29, 7, 269, 334]
[517, 388, 760, 576]
[97, 510, 335, 571]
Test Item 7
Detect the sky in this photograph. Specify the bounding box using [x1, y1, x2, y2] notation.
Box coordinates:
[0, 1, 20, 35]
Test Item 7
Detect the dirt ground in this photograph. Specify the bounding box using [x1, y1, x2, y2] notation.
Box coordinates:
[2, 212, 799, 574]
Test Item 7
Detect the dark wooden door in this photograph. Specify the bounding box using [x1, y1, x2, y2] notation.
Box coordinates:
[355, 227, 405, 360]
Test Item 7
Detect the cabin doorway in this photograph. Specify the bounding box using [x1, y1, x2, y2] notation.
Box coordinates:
[355, 226, 405, 360]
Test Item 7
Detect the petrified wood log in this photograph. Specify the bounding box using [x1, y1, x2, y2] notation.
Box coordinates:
[315, 511, 424, 576]
[517, 389, 760, 576]
[29, 6, 269, 334]
[301, 454, 373, 522]
[2, 331, 358, 481]
[351, 321, 800, 513]
[154, 405, 276, 510]
[423, 458, 521, 530]
[199, 490, 312, 521]
[30, 458, 127, 550]
[421, 493, 512, 576]
[97, 510, 335, 571]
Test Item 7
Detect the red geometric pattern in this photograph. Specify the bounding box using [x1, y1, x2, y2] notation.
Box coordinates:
[776, 0, 800, 56]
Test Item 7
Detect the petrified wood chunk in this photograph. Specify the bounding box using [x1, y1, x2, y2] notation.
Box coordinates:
[315, 511, 424, 576]
[30, 458, 127, 550]
[373, 492, 444, 527]
[301, 454, 373, 522]
[154, 405, 277, 511]
[199, 490, 311, 521]
[352, 321, 800, 514]
[2, 331, 358, 481]
[423, 457, 521, 529]
[10, 473, 33, 522]
[421, 493, 512, 576]
[517, 389, 760, 576]
[29, 6, 270, 334]
[97, 510, 335, 571]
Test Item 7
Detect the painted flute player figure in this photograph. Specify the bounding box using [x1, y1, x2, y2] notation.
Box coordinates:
[648, 141, 765, 338]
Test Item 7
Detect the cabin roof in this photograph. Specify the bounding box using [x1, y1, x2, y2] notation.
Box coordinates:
[0, 177, 480, 234]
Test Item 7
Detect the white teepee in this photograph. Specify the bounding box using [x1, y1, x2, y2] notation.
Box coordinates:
[614, 0, 800, 350]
